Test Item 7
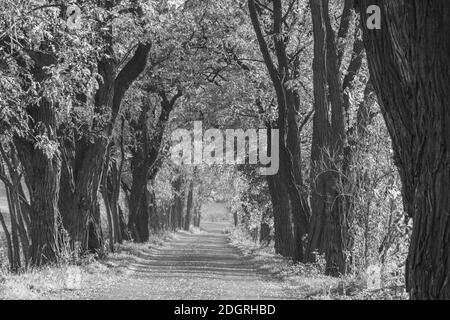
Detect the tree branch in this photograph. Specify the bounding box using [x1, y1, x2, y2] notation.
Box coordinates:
[112, 42, 152, 118]
[248, 0, 279, 84]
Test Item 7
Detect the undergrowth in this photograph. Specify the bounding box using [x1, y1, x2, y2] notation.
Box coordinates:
[228, 227, 408, 300]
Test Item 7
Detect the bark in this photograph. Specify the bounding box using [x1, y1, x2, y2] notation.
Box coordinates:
[0, 160, 21, 270]
[337, 0, 355, 65]
[2, 46, 63, 267]
[307, 0, 363, 275]
[148, 183, 160, 233]
[193, 202, 202, 228]
[323, 0, 348, 276]
[267, 174, 294, 257]
[5, 183, 22, 270]
[0, 210, 14, 270]
[358, 0, 450, 299]
[171, 173, 185, 230]
[109, 160, 123, 244]
[184, 177, 194, 231]
[102, 120, 126, 244]
[260, 208, 272, 246]
[307, 0, 332, 260]
[128, 89, 181, 241]
[14, 94, 61, 266]
[128, 156, 151, 242]
[248, 0, 310, 261]
[111, 122, 126, 243]
[0, 147, 31, 266]
[127, 110, 151, 241]
[101, 153, 124, 246]
[101, 143, 115, 252]
[118, 204, 130, 241]
[15, 140, 61, 265]
[59, 137, 106, 252]
[59, 43, 151, 252]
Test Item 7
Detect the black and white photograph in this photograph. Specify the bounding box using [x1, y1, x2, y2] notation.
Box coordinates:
[0, 0, 449, 306]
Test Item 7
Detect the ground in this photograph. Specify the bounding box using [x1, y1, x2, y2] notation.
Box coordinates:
[89, 221, 304, 300]
[0, 203, 407, 300]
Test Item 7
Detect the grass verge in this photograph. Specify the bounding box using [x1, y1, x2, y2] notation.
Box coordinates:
[228, 227, 408, 300]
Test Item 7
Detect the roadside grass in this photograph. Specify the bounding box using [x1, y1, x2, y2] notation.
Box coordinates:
[228, 227, 408, 300]
[0, 231, 177, 300]
[0, 258, 117, 299]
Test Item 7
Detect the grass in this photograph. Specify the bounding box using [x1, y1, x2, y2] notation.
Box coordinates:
[0, 230, 178, 300]
[0, 260, 117, 299]
[228, 227, 408, 300]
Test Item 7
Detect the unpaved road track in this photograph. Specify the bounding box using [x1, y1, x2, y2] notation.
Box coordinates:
[90, 221, 299, 300]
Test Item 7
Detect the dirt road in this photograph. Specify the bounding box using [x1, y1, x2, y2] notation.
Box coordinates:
[90, 221, 298, 300]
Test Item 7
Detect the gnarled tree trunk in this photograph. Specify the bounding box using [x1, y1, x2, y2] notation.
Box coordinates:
[15, 100, 61, 266]
[59, 43, 151, 252]
[358, 0, 450, 299]
[128, 89, 181, 241]
[248, 0, 310, 261]
[171, 173, 185, 230]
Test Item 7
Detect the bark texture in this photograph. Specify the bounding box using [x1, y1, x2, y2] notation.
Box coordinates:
[127, 89, 181, 241]
[358, 0, 450, 299]
[59, 43, 151, 252]
[248, 0, 310, 261]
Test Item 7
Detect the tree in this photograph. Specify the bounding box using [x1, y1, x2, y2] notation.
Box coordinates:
[127, 88, 182, 242]
[0, 1, 94, 265]
[58, 2, 151, 253]
[248, 0, 311, 261]
[307, 0, 366, 276]
[358, 0, 450, 299]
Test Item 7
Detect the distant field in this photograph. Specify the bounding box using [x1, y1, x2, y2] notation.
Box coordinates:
[201, 202, 231, 223]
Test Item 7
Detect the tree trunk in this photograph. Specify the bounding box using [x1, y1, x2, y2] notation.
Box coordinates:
[323, 0, 347, 276]
[5, 183, 22, 270]
[248, 0, 310, 262]
[0, 210, 14, 270]
[358, 0, 450, 299]
[101, 144, 115, 252]
[128, 162, 150, 242]
[127, 89, 181, 240]
[307, 0, 332, 261]
[307, 0, 361, 275]
[59, 43, 150, 253]
[59, 138, 106, 253]
[267, 174, 294, 257]
[259, 214, 271, 246]
[171, 173, 185, 230]
[7, 49, 63, 267]
[193, 202, 201, 228]
[15, 144, 61, 266]
[0, 148, 31, 267]
[184, 178, 194, 231]
[109, 159, 123, 244]
[118, 204, 130, 241]
[148, 182, 160, 233]
[14, 99, 61, 266]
